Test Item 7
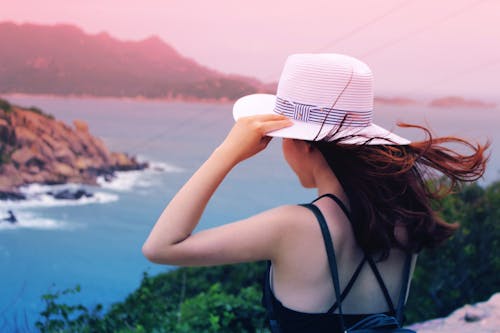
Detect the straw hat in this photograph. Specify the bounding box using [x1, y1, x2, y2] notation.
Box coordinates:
[233, 53, 410, 145]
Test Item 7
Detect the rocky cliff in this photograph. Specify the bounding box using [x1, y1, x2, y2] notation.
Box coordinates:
[0, 98, 146, 199]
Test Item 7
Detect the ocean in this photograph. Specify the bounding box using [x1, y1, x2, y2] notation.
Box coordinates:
[0, 95, 498, 330]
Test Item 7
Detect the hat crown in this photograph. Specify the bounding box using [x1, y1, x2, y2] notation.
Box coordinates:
[276, 54, 374, 112]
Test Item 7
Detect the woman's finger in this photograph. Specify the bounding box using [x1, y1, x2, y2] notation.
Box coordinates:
[242, 114, 290, 122]
[259, 119, 293, 134]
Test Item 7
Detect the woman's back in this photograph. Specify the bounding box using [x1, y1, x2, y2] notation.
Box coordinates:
[271, 194, 417, 315]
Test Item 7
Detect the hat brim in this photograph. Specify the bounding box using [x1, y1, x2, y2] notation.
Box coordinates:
[233, 93, 411, 145]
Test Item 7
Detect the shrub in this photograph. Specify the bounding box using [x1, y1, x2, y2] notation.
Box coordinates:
[0, 98, 12, 112]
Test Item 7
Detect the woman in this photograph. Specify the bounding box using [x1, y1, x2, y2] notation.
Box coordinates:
[142, 54, 488, 332]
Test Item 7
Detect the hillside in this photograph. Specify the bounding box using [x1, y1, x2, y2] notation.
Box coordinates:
[29, 180, 500, 332]
[0, 98, 146, 199]
[0, 22, 268, 100]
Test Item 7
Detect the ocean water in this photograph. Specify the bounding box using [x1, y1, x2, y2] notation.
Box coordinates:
[0, 95, 498, 330]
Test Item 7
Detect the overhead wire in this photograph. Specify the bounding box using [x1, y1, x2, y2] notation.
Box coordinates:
[424, 58, 500, 90]
[120, 0, 493, 155]
[260, 0, 415, 83]
[359, 0, 488, 58]
[312, 0, 414, 53]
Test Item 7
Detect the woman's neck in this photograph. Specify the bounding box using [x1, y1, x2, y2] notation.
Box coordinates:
[313, 163, 350, 207]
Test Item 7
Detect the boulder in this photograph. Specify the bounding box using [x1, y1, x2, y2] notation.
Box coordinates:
[11, 147, 34, 166]
[50, 189, 93, 200]
[73, 119, 89, 132]
[52, 162, 76, 177]
[0, 189, 26, 200]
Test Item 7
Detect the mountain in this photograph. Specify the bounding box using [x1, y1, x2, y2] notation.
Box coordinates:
[0, 22, 268, 100]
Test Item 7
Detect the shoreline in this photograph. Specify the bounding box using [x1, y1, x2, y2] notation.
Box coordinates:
[0, 163, 149, 202]
[0, 92, 235, 106]
[3, 92, 499, 109]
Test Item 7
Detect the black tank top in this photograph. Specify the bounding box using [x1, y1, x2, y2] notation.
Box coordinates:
[262, 194, 407, 333]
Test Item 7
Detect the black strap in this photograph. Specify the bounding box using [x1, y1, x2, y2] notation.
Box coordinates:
[396, 252, 412, 324]
[263, 194, 413, 332]
[299, 203, 346, 330]
[327, 255, 366, 313]
[366, 255, 396, 313]
[312, 193, 352, 220]
[315, 194, 410, 315]
[302, 195, 413, 331]
[263, 261, 281, 333]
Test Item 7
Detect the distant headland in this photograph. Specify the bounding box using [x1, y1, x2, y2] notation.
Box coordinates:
[0, 22, 271, 101]
[429, 96, 497, 109]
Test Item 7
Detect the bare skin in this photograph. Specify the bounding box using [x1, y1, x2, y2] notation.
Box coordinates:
[142, 114, 415, 314]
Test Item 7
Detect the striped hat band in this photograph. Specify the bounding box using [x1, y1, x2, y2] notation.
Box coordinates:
[274, 96, 372, 127]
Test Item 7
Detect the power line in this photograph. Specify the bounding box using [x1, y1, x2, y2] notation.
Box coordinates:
[114, 108, 202, 153]
[313, 0, 414, 53]
[119, 0, 493, 154]
[360, 0, 488, 58]
[260, 0, 415, 83]
[422, 57, 500, 90]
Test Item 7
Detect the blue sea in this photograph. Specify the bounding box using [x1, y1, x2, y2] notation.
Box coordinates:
[0, 95, 498, 331]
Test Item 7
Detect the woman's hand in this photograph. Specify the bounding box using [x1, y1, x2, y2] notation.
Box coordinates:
[217, 114, 293, 164]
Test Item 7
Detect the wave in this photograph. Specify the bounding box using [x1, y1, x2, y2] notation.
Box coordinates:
[0, 159, 181, 209]
[147, 160, 184, 173]
[0, 184, 118, 209]
[0, 210, 82, 231]
[97, 159, 184, 192]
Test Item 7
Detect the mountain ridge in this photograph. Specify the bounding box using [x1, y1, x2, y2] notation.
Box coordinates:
[0, 22, 268, 100]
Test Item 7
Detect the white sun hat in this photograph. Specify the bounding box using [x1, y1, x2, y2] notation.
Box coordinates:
[233, 53, 410, 145]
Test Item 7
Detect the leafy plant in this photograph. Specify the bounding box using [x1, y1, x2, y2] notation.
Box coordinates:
[35, 284, 104, 333]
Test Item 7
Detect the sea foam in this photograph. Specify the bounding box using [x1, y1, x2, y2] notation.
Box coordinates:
[97, 159, 183, 192]
[0, 210, 82, 231]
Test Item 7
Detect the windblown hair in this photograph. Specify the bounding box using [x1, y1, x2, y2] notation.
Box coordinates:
[311, 123, 490, 260]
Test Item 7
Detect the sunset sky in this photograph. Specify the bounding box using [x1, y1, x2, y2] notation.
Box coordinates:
[2, 0, 500, 99]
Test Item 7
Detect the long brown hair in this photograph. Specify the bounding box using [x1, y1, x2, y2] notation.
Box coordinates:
[312, 123, 490, 260]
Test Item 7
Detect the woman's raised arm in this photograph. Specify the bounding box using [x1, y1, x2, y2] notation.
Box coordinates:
[141, 114, 292, 266]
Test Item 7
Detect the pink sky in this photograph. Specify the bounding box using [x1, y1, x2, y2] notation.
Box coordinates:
[2, 0, 500, 99]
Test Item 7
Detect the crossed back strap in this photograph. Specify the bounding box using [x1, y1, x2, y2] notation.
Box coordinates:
[302, 194, 413, 330]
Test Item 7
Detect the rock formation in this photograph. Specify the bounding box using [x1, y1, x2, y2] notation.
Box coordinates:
[0, 99, 147, 199]
[406, 293, 500, 333]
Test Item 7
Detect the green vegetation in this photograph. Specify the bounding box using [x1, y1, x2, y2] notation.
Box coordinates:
[0, 97, 54, 119]
[27, 106, 55, 119]
[405, 180, 500, 322]
[0, 98, 13, 113]
[35, 264, 268, 332]
[34, 181, 500, 332]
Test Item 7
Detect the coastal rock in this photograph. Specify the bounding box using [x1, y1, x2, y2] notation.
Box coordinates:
[0, 100, 148, 197]
[0, 189, 26, 201]
[406, 293, 500, 333]
[73, 119, 89, 132]
[48, 189, 93, 200]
